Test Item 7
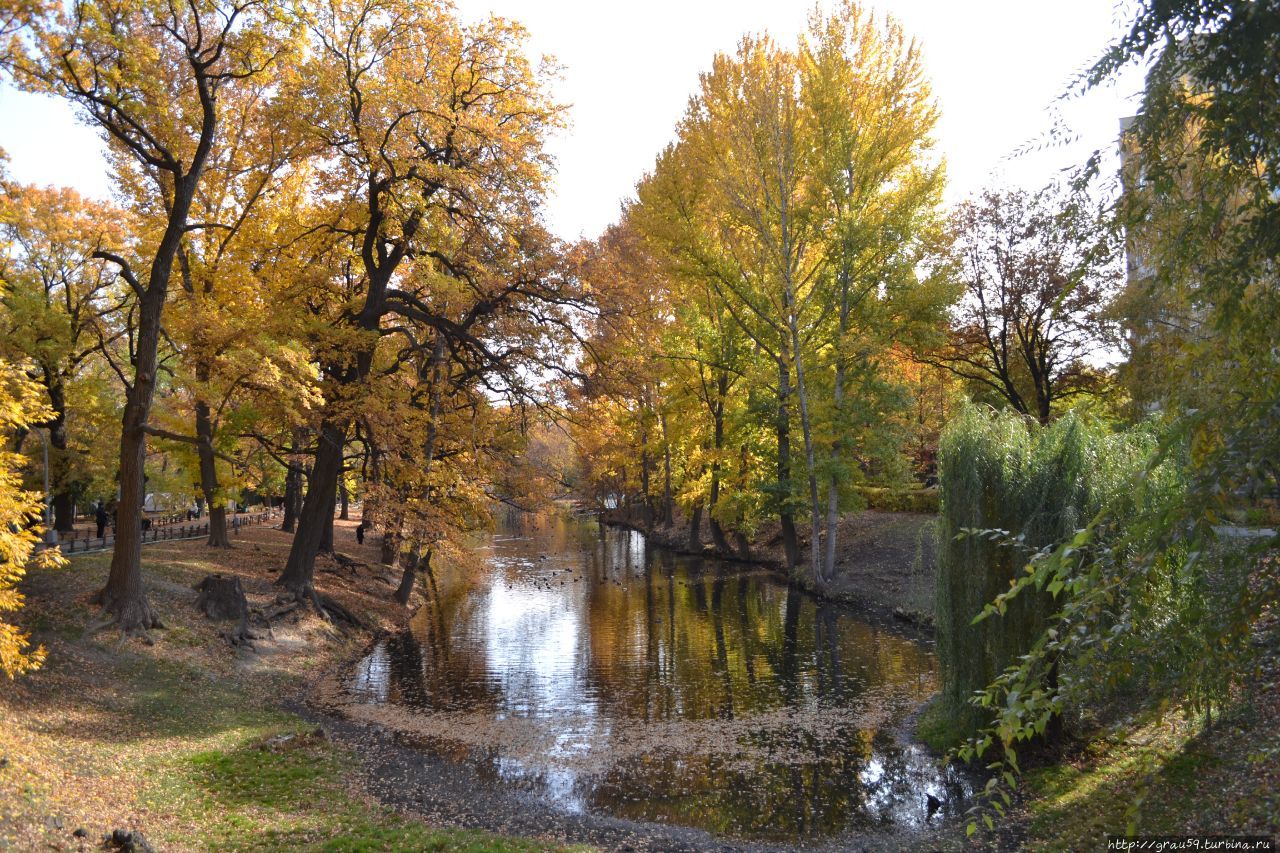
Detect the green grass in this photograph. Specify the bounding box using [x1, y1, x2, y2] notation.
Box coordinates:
[1020, 702, 1280, 851]
[914, 695, 971, 754]
[121, 656, 567, 851]
[157, 738, 551, 852]
[2, 540, 575, 852]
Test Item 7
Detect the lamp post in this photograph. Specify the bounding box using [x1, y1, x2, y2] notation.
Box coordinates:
[34, 428, 58, 546]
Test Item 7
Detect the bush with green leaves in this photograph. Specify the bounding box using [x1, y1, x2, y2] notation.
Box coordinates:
[938, 400, 1275, 837]
[935, 406, 1180, 740]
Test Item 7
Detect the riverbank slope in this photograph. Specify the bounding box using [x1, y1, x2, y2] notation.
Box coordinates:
[0, 522, 577, 852]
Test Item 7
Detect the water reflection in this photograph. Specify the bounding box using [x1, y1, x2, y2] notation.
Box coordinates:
[346, 513, 964, 841]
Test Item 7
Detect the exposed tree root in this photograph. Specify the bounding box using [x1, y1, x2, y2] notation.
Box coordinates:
[88, 586, 165, 641]
[271, 582, 366, 629]
[331, 551, 366, 570]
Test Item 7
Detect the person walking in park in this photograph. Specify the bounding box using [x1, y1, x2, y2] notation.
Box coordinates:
[94, 502, 109, 540]
[355, 521, 365, 545]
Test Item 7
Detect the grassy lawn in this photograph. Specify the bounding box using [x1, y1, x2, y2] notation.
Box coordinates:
[914, 652, 1279, 849]
[0, 529, 576, 852]
[1020, 697, 1280, 851]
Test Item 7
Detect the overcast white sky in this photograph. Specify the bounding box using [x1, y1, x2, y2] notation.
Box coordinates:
[0, 0, 1144, 241]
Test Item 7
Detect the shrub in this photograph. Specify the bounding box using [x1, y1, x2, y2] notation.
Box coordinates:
[856, 485, 939, 514]
[934, 406, 1160, 738]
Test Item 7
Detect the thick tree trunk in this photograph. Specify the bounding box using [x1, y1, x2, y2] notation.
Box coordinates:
[393, 547, 429, 606]
[96, 297, 166, 632]
[687, 500, 703, 552]
[96, 66, 219, 632]
[195, 398, 231, 549]
[380, 515, 402, 569]
[708, 511, 730, 554]
[776, 360, 800, 569]
[208, 504, 231, 549]
[1036, 386, 1052, 426]
[51, 491, 74, 535]
[320, 482, 336, 554]
[277, 419, 346, 597]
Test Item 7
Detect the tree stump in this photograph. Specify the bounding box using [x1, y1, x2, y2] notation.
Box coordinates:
[193, 574, 254, 647]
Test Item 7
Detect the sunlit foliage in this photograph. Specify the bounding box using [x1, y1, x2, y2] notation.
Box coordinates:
[0, 358, 65, 678]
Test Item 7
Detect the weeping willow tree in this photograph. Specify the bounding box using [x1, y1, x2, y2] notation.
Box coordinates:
[935, 406, 1161, 737]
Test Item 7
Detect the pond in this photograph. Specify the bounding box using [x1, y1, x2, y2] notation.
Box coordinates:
[343, 512, 965, 844]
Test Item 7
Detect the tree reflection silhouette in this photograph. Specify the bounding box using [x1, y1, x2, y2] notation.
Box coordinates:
[360, 517, 951, 841]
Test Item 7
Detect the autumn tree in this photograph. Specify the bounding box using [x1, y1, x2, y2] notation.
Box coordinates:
[3, 0, 289, 632]
[0, 179, 129, 532]
[927, 185, 1121, 425]
[619, 2, 947, 587]
[0, 358, 66, 678]
[800, 3, 948, 582]
[573, 217, 679, 527]
[158, 84, 312, 549]
[274, 0, 566, 605]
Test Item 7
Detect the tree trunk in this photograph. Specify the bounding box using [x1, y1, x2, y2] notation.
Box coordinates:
[393, 547, 429, 606]
[687, 500, 703, 552]
[787, 309, 823, 587]
[96, 289, 167, 632]
[195, 398, 231, 549]
[380, 515, 402, 569]
[46, 378, 74, 533]
[282, 455, 301, 534]
[823, 266, 852, 590]
[661, 423, 674, 525]
[277, 418, 346, 598]
[96, 62, 219, 631]
[640, 447, 652, 528]
[708, 379, 730, 554]
[339, 477, 349, 520]
[51, 487, 74, 534]
[320, 481, 336, 554]
[776, 360, 800, 569]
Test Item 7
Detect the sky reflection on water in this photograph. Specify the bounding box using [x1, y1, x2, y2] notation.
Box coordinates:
[348, 513, 966, 841]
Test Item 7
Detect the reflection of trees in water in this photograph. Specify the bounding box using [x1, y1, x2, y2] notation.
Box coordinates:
[576, 537, 939, 723]
[394, 566, 507, 712]
[588, 724, 963, 839]
[365, 519, 948, 839]
[586, 724, 874, 838]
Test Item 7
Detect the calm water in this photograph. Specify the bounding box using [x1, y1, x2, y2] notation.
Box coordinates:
[346, 513, 965, 842]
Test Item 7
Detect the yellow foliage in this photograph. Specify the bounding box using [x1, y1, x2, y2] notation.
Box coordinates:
[0, 358, 65, 678]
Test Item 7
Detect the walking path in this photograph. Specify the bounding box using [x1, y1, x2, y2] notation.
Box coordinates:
[45, 510, 279, 556]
